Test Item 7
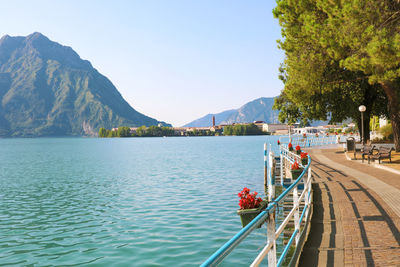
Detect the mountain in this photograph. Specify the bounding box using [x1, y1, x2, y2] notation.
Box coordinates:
[182, 109, 237, 127]
[0, 32, 169, 137]
[184, 97, 280, 127]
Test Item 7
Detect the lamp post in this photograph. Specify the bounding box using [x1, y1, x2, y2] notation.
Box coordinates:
[359, 105, 366, 145]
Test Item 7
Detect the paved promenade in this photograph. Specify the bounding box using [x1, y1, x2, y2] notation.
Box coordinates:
[298, 148, 400, 266]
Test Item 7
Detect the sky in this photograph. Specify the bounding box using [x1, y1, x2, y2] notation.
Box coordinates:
[0, 0, 284, 126]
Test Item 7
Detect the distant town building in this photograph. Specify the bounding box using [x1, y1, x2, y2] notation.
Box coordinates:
[253, 121, 266, 131]
[263, 123, 288, 133]
[293, 127, 319, 134]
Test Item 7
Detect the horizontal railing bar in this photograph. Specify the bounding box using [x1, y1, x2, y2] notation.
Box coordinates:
[251, 163, 312, 265]
[273, 203, 310, 267]
[248, 155, 312, 266]
[202, 145, 315, 267]
[277, 228, 299, 267]
[250, 240, 274, 267]
[299, 203, 308, 224]
[273, 156, 310, 204]
[298, 187, 307, 204]
[275, 205, 296, 239]
[200, 208, 272, 267]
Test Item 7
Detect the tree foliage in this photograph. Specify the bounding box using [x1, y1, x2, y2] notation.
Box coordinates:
[223, 124, 265, 136]
[273, 0, 400, 150]
[99, 126, 193, 137]
[117, 127, 131, 137]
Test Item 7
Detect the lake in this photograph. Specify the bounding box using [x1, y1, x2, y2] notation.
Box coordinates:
[0, 136, 281, 266]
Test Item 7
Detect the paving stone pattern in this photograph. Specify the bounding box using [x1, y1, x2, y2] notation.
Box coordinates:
[298, 149, 400, 267]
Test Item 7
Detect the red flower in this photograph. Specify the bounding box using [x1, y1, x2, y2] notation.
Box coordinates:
[300, 152, 308, 159]
[238, 188, 263, 210]
[288, 143, 293, 148]
[303, 133, 307, 137]
[277, 140, 280, 145]
[295, 145, 301, 151]
[291, 161, 300, 170]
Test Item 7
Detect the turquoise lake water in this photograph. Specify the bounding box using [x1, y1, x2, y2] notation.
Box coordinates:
[0, 136, 281, 266]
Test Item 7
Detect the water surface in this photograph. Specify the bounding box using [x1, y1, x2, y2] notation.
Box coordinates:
[0, 136, 280, 266]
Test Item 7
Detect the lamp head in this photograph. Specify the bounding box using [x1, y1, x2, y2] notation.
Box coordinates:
[359, 105, 366, 112]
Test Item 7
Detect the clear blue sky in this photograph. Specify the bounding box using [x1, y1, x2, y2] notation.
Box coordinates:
[0, 0, 284, 126]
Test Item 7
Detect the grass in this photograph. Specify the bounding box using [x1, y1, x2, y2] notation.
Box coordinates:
[382, 151, 400, 171]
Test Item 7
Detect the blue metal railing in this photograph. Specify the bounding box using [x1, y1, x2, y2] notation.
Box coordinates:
[201, 148, 312, 267]
[279, 134, 338, 148]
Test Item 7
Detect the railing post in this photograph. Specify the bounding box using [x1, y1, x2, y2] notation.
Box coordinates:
[280, 150, 283, 185]
[307, 166, 312, 206]
[267, 144, 277, 267]
[267, 211, 277, 267]
[305, 162, 312, 222]
[293, 186, 300, 245]
[268, 144, 275, 202]
[264, 143, 268, 193]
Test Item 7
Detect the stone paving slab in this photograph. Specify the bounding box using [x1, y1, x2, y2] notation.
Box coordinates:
[298, 149, 400, 267]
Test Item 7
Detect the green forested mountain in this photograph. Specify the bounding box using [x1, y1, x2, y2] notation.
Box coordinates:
[0, 32, 168, 137]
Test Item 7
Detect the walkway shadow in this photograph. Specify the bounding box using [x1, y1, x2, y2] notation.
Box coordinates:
[298, 183, 323, 267]
[300, 155, 400, 266]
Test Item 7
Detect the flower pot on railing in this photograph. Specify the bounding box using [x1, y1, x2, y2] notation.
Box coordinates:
[295, 145, 301, 155]
[237, 187, 267, 228]
[300, 152, 308, 166]
[237, 200, 268, 228]
[291, 168, 304, 180]
[291, 169, 305, 190]
[290, 161, 305, 189]
[288, 143, 293, 151]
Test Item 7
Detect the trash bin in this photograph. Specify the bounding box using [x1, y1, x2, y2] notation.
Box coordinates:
[346, 137, 355, 152]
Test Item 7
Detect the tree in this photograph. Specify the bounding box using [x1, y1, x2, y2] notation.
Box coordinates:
[117, 126, 131, 137]
[273, 0, 399, 150]
[224, 125, 233, 135]
[98, 127, 107, 137]
[147, 125, 162, 137]
[136, 126, 147, 137]
[223, 124, 264, 136]
[161, 127, 174, 136]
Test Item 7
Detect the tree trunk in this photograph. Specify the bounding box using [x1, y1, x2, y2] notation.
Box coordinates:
[380, 81, 400, 152]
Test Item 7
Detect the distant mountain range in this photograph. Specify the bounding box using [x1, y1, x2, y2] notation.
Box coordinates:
[0, 32, 168, 137]
[184, 97, 280, 127]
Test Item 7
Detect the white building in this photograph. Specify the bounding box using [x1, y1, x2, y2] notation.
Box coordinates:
[263, 124, 289, 133]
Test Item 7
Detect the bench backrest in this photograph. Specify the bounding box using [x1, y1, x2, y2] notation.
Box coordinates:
[378, 146, 393, 155]
[362, 145, 375, 153]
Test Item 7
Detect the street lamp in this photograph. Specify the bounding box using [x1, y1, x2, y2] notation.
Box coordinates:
[359, 105, 366, 145]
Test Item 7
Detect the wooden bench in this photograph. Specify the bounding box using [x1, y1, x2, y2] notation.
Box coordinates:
[361, 145, 376, 163]
[368, 146, 394, 164]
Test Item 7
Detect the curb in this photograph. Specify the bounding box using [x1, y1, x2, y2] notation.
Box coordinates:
[344, 152, 400, 176]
